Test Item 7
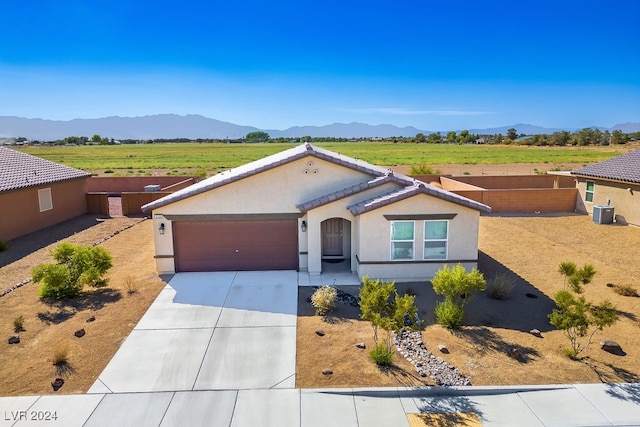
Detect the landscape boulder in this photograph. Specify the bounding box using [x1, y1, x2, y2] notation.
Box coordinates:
[315, 330, 325, 337]
[355, 342, 366, 349]
[438, 344, 449, 354]
[8, 336, 20, 345]
[74, 328, 86, 338]
[322, 369, 333, 375]
[600, 340, 624, 355]
[529, 329, 542, 338]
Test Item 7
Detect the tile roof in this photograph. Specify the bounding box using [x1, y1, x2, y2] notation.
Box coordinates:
[297, 174, 396, 212]
[348, 181, 492, 216]
[571, 148, 640, 184]
[142, 143, 490, 213]
[0, 147, 91, 193]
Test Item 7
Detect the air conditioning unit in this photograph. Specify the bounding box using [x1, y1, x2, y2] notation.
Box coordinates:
[593, 206, 614, 224]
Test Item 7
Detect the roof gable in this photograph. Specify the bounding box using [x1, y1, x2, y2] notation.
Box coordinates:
[142, 143, 490, 213]
[571, 148, 640, 184]
[0, 147, 91, 193]
[348, 182, 492, 215]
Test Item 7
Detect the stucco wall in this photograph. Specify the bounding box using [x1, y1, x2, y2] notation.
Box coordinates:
[0, 179, 88, 241]
[355, 194, 480, 282]
[157, 157, 372, 215]
[575, 178, 640, 226]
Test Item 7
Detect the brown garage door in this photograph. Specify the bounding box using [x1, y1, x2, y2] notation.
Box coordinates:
[173, 219, 298, 272]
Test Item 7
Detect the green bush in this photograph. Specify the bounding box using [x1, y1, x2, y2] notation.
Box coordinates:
[13, 315, 24, 332]
[486, 273, 516, 300]
[32, 243, 113, 300]
[0, 240, 8, 252]
[409, 164, 442, 175]
[369, 343, 394, 365]
[614, 284, 639, 297]
[435, 300, 464, 329]
[311, 285, 337, 315]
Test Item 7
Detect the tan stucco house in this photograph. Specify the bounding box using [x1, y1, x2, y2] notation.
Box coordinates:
[572, 148, 640, 226]
[0, 147, 91, 242]
[142, 144, 491, 282]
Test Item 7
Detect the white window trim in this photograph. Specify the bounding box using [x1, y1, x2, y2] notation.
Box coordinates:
[390, 221, 415, 261]
[424, 220, 449, 260]
[585, 180, 595, 203]
[38, 188, 53, 212]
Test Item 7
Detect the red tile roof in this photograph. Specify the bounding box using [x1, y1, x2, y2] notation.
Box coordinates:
[571, 148, 640, 184]
[0, 147, 91, 193]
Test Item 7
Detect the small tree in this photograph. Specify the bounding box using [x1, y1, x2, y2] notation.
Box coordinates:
[558, 261, 596, 293]
[549, 290, 618, 359]
[431, 264, 486, 328]
[32, 243, 113, 300]
[359, 276, 419, 365]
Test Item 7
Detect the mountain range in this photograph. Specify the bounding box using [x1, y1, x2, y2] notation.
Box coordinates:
[0, 115, 638, 140]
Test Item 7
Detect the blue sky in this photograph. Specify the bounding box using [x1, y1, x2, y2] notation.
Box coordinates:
[1, 0, 639, 131]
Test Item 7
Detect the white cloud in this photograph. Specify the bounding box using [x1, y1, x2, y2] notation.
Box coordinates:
[341, 107, 496, 116]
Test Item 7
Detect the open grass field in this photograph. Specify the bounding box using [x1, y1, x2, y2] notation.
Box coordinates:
[17, 142, 628, 176]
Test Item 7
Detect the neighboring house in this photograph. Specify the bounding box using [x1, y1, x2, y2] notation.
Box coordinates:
[142, 144, 490, 282]
[0, 147, 91, 241]
[571, 148, 640, 226]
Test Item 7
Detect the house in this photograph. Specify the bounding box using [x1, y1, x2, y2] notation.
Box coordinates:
[141, 144, 491, 282]
[0, 147, 91, 241]
[571, 148, 640, 226]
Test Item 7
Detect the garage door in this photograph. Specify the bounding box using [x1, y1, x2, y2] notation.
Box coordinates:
[173, 219, 298, 272]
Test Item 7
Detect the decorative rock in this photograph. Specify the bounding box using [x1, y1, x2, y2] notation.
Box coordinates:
[438, 344, 449, 354]
[355, 342, 366, 349]
[394, 330, 471, 386]
[322, 369, 333, 375]
[606, 283, 616, 288]
[74, 328, 86, 338]
[8, 336, 20, 344]
[529, 329, 542, 338]
[51, 378, 64, 391]
[86, 315, 96, 323]
[525, 293, 538, 299]
[509, 347, 521, 359]
[601, 340, 623, 354]
[315, 330, 325, 337]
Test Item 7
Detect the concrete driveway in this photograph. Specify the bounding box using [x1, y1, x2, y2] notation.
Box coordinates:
[89, 271, 298, 393]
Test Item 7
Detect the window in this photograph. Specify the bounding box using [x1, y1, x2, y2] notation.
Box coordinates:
[390, 221, 414, 260]
[585, 180, 595, 203]
[38, 188, 53, 212]
[424, 220, 448, 260]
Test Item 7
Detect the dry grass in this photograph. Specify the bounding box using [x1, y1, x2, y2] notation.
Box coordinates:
[0, 217, 166, 395]
[297, 214, 640, 388]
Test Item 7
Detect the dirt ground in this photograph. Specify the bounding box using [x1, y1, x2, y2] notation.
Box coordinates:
[296, 214, 640, 388]
[2, 200, 639, 395]
[0, 217, 167, 396]
[392, 162, 587, 177]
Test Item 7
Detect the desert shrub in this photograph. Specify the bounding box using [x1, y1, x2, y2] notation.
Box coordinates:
[0, 240, 8, 252]
[311, 285, 337, 315]
[369, 344, 394, 365]
[52, 341, 70, 366]
[123, 275, 138, 295]
[435, 300, 464, 329]
[195, 169, 207, 178]
[359, 276, 419, 365]
[614, 284, 639, 297]
[13, 315, 24, 332]
[104, 169, 114, 174]
[409, 164, 442, 175]
[486, 273, 516, 300]
[549, 290, 618, 358]
[33, 243, 113, 300]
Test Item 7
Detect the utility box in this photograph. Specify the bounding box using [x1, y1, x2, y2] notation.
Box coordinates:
[144, 184, 161, 192]
[593, 205, 614, 224]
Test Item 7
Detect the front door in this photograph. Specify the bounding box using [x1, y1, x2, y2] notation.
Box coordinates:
[322, 218, 343, 257]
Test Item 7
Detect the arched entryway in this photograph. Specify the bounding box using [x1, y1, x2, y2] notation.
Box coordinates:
[321, 218, 351, 272]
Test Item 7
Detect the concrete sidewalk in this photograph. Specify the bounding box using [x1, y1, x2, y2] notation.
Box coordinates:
[2, 384, 639, 426]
